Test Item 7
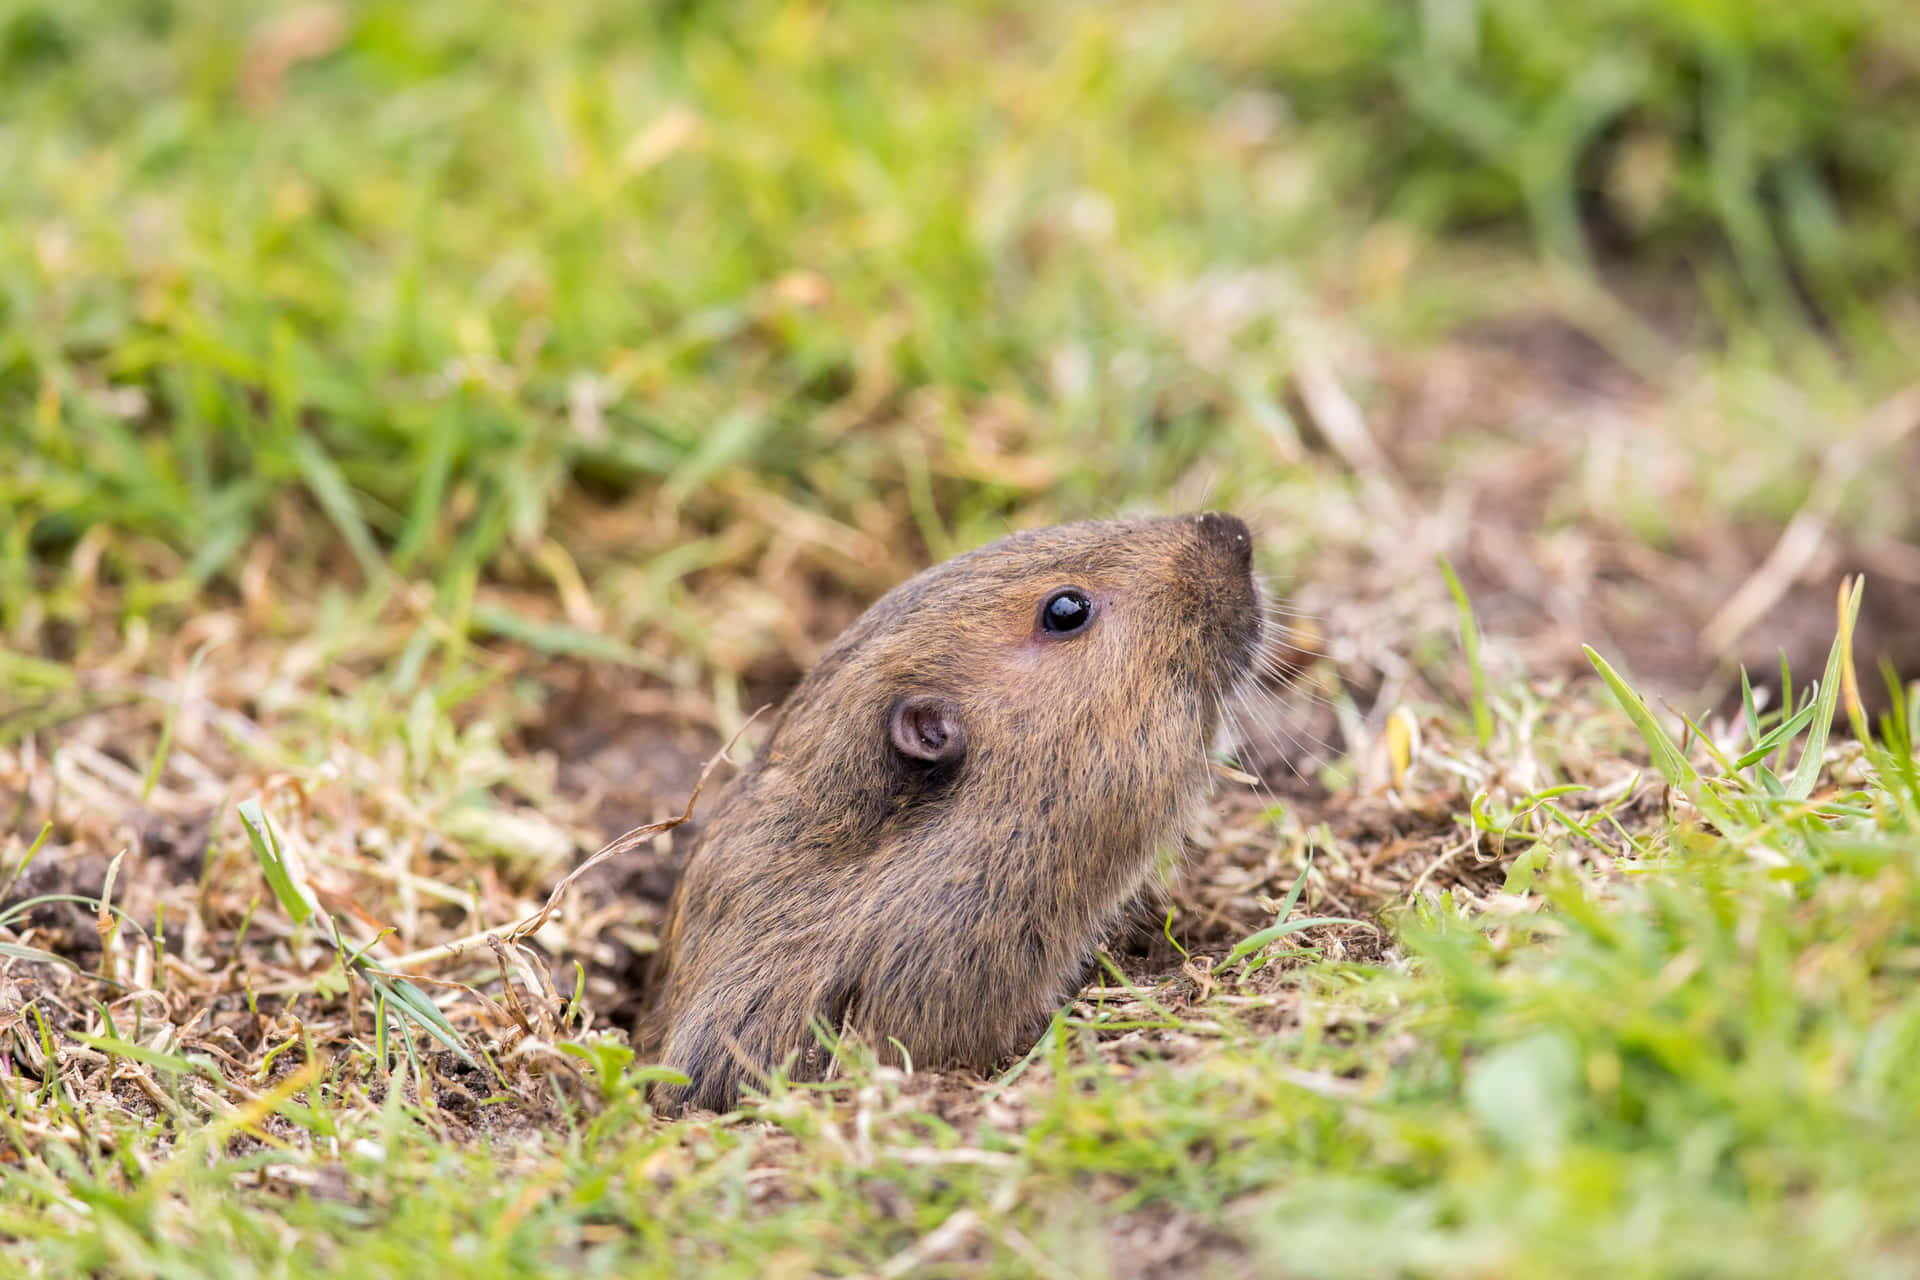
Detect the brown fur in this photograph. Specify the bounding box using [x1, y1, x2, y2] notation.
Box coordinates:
[643, 513, 1263, 1113]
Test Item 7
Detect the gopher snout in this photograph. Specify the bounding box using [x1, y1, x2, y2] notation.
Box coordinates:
[1194, 510, 1254, 573]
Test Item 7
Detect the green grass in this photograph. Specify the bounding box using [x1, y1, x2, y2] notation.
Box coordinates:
[7, 0, 1918, 640]
[8, 633, 1919, 1276]
[6, 1, 1920, 1276]
[6, 0, 1301, 608]
[1271, 0, 1920, 310]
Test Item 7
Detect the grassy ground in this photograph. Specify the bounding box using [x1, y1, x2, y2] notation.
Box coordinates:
[5, 1, 1920, 1275]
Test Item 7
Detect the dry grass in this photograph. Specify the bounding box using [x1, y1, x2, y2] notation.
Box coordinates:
[0, 473, 1748, 1167]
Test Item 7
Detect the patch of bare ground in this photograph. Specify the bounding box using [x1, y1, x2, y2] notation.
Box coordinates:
[1360, 318, 1920, 702]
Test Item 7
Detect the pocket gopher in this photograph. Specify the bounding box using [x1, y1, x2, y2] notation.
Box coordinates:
[644, 512, 1264, 1112]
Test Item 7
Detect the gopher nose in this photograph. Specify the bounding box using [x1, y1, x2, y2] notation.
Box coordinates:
[1194, 511, 1253, 572]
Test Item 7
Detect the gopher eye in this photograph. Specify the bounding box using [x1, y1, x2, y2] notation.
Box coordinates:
[1039, 588, 1094, 635]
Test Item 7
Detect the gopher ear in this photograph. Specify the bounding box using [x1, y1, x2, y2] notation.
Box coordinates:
[889, 695, 967, 764]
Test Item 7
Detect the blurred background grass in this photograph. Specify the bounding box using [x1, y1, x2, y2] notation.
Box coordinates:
[6, 0, 1917, 699]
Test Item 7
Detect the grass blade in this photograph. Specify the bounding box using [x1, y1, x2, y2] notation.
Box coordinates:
[1735, 694, 1821, 770]
[1786, 577, 1862, 802]
[237, 800, 318, 925]
[71, 1031, 218, 1081]
[1212, 850, 1364, 970]
[1276, 848, 1316, 920]
[0, 941, 80, 972]
[0, 821, 53, 903]
[1439, 555, 1494, 748]
[364, 969, 478, 1069]
[1739, 665, 1763, 748]
[1585, 646, 1739, 832]
[291, 433, 387, 585]
[142, 646, 209, 803]
[1217, 917, 1366, 971]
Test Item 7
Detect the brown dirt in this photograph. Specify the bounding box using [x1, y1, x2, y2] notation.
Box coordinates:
[1302, 318, 1920, 712]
